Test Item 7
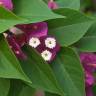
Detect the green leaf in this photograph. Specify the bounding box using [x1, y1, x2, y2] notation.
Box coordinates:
[85, 22, 96, 36]
[75, 22, 96, 52]
[13, 0, 64, 23]
[56, 0, 80, 10]
[8, 80, 35, 96]
[8, 80, 24, 96]
[0, 35, 31, 83]
[19, 86, 35, 96]
[0, 7, 26, 33]
[93, 85, 96, 96]
[50, 47, 85, 96]
[45, 92, 59, 96]
[0, 78, 10, 96]
[20, 45, 64, 95]
[75, 36, 96, 52]
[48, 8, 94, 46]
[43, 0, 48, 3]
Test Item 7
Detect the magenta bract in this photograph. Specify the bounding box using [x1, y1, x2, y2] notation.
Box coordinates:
[16, 22, 48, 39]
[0, 0, 13, 10]
[48, 0, 58, 9]
[7, 33, 27, 60]
[80, 53, 96, 96]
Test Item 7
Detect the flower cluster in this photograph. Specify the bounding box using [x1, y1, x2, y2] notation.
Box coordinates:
[29, 36, 59, 62]
[1, 0, 96, 96]
[80, 53, 96, 96]
[0, 0, 60, 62]
[15, 22, 60, 62]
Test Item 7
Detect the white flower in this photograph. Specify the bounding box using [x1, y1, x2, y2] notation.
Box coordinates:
[45, 37, 56, 49]
[29, 37, 40, 48]
[41, 50, 52, 61]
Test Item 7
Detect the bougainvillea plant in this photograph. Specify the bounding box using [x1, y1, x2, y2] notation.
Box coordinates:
[0, 0, 96, 96]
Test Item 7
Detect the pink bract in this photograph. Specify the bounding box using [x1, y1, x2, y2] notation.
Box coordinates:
[0, 0, 13, 10]
[48, 0, 58, 9]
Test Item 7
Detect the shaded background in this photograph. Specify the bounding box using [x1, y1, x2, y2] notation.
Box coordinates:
[81, 0, 96, 14]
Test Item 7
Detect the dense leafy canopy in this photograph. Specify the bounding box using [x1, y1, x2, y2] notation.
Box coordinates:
[0, 0, 96, 96]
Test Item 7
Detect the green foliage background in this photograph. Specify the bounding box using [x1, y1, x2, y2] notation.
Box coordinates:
[0, 0, 96, 96]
